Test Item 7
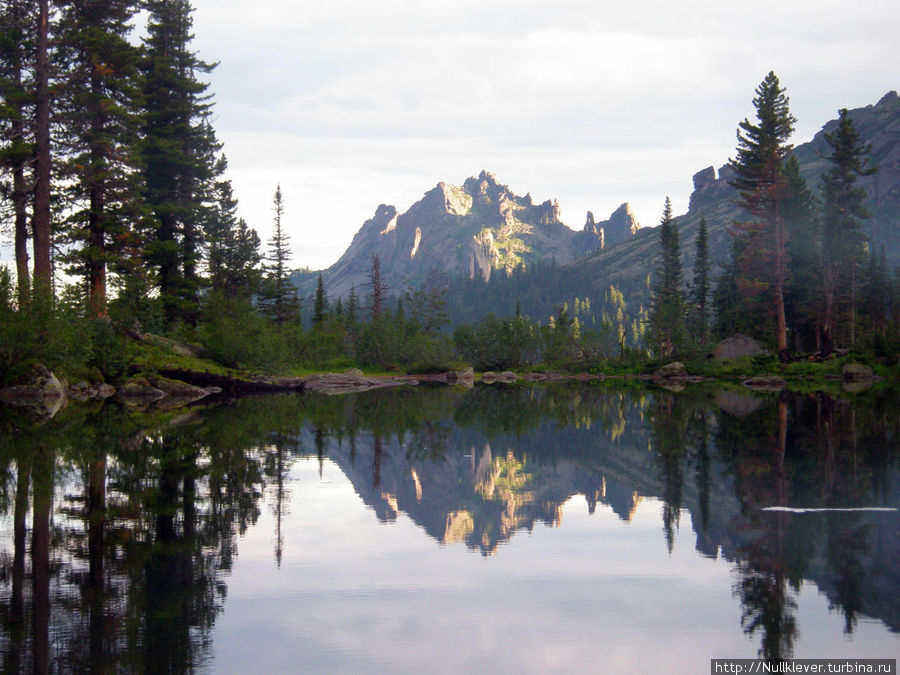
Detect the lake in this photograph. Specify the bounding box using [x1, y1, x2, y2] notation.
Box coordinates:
[1, 383, 898, 673]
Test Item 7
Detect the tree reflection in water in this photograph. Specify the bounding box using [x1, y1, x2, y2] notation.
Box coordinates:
[0, 383, 897, 670]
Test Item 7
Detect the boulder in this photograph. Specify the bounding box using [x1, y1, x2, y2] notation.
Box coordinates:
[842, 363, 874, 381]
[715, 334, 766, 361]
[0, 364, 67, 402]
[444, 367, 474, 387]
[68, 380, 118, 401]
[98, 384, 117, 399]
[117, 377, 167, 401]
[149, 376, 210, 399]
[655, 362, 687, 378]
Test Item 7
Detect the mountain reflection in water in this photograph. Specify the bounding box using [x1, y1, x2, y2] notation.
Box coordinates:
[0, 384, 898, 672]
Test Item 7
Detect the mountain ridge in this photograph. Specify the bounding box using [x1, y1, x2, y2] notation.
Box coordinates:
[292, 170, 641, 299]
[292, 90, 900, 308]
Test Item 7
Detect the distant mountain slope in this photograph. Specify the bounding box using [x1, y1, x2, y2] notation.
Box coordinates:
[291, 171, 641, 299]
[580, 90, 900, 298]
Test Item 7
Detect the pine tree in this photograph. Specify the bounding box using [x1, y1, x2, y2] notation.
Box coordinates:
[781, 157, 817, 351]
[367, 253, 388, 320]
[728, 71, 796, 360]
[55, 0, 143, 318]
[0, 0, 33, 305]
[345, 284, 359, 354]
[819, 108, 875, 351]
[141, 0, 221, 325]
[648, 197, 686, 357]
[690, 216, 710, 343]
[860, 245, 889, 340]
[312, 273, 328, 328]
[259, 184, 299, 324]
[204, 156, 260, 298]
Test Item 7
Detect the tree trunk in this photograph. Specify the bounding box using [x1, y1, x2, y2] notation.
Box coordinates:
[88, 69, 108, 319]
[32, 0, 52, 297]
[10, 45, 30, 305]
[89, 184, 108, 318]
[774, 213, 789, 361]
[13, 153, 30, 306]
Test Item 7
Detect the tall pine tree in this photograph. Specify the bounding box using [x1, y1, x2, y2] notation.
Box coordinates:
[259, 184, 299, 324]
[781, 156, 817, 352]
[141, 0, 221, 325]
[0, 0, 34, 305]
[55, 0, 143, 318]
[312, 273, 328, 328]
[204, 155, 260, 298]
[728, 71, 796, 360]
[648, 197, 686, 357]
[819, 108, 875, 351]
[690, 216, 710, 343]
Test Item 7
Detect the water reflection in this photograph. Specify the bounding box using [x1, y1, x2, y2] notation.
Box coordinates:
[0, 384, 898, 671]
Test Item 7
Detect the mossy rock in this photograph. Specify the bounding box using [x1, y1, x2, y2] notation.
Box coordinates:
[715, 334, 766, 361]
[842, 363, 874, 381]
[656, 362, 687, 378]
[117, 377, 166, 400]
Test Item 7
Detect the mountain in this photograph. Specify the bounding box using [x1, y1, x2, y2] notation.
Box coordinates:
[572, 90, 900, 309]
[291, 170, 641, 299]
[292, 91, 900, 318]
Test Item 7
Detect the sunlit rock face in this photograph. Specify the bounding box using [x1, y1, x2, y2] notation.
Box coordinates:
[300, 171, 641, 299]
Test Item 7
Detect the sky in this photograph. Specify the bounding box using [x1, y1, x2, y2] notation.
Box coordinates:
[142, 1, 900, 270]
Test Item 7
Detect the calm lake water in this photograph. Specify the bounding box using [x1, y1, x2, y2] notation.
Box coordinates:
[1, 383, 898, 673]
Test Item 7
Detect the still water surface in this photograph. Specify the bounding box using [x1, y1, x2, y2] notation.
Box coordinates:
[1, 384, 898, 673]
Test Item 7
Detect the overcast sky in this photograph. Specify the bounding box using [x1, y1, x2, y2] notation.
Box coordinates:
[190, 0, 899, 271]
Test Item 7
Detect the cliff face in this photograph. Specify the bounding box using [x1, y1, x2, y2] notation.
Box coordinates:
[299, 171, 640, 299]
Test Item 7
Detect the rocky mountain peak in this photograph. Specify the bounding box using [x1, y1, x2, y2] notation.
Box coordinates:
[688, 164, 736, 212]
[537, 198, 561, 225]
[603, 203, 640, 247]
[463, 170, 512, 208]
[305, 171, 606, 298]
[877, 90, 898, 106]
[349, 203, 398, 242]
[582, 211, 604, 251]
[422, 182, 473, 216]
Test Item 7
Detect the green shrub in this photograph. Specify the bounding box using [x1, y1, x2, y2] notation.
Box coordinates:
[198, 296, 290, 373]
